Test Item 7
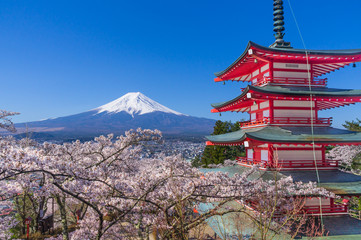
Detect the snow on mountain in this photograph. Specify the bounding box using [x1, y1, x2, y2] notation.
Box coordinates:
[12, 91, 216, 140]
[95, 92, 185, 117]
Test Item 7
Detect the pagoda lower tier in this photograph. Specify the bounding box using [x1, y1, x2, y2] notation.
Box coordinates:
[202, 166, 361, 219]
[206, 126, 361, 171]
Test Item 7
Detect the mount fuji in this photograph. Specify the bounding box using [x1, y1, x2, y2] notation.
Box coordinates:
[95, 92, 184, 117]
[13, 92, 216, 141]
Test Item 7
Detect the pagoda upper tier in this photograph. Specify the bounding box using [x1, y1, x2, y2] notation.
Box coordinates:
[211, 85, 361, 113]
[215, 41, 361, 86]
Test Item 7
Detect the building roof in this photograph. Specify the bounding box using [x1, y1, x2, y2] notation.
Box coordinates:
[215, 41, 361, 81]
[282, 170, 361, 195]
[211, 85, 361, 112]
[253, 41, 361, 56]
[205, 126, 361, 145]
[322, 216, 361, 237]
[201, 166, 361, 196]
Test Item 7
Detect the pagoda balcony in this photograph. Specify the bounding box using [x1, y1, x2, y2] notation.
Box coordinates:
[240, 117, 332, 128]
[303, 204, 348, 215]
[246, 202, 348, 217]
[236, 157, 340, 170]
[254, 77, 327, 87]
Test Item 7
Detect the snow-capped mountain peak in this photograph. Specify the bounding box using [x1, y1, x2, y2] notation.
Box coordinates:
[95, 92, 184, 117]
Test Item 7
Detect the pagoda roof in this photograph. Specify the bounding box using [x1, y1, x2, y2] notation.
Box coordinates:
[211, 85, 361, 112]
[283, 170, 361, 196]
[215, 41, 361, 81]
[206, 126, 361, 145]
[202, 166, 361, 196]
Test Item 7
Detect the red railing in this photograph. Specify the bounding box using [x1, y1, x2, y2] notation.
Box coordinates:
[240, 117, 332, 128]
[244, 201, 347, 216]
[236, 157, 340, 169]
[304, 204, 347, 215]
[254, 77, 327, 87]
[240, 118, 270, 128]
[273, 159, 339, 168]
[236, 157, 268, 168]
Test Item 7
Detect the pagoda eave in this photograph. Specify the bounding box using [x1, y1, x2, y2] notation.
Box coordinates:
[215, 41, 361, 81]
[207, 139, 361, 147]
[211, 85, 361, 112]
[205, 126, 361, 146]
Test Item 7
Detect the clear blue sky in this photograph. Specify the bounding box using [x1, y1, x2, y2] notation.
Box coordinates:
[1, 0, 361, 128]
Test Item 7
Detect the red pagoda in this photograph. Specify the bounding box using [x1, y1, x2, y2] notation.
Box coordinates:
[205, 0, 361, 230]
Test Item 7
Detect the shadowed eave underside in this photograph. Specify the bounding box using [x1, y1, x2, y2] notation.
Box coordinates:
[211, 85, 361, 111]
[205, 126, 361, 145]
[214, 41, 361, 80]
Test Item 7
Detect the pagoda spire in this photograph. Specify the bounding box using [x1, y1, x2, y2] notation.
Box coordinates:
[270, 0, 292, 48]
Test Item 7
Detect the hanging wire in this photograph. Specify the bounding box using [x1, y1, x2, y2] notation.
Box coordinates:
[286, 0, 325, 234]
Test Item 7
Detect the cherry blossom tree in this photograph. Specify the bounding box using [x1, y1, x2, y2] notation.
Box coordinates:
[0, 109, 19, 133]
[327, 145, 361, 171]
[0, 129, 333, 240]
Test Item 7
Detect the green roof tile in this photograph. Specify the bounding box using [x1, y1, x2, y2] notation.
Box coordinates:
[206, 126, 361, 144]
[211, 85, 361, 109]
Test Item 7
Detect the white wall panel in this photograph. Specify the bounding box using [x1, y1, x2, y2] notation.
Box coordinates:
[250, 105, 258, 111]
[274, 100, 315, 108]
[247, 149, 254, 159]
[251, 113, 256, 120]
[273, 71, 309, 78]
[263, 110, 270, 118]
[252, 69, 260, 77]
[260, 101, 269, 109]
[261, 150, 268, 161]
[305, 198, 330, 206]
[274, 109, 315, 118]
[273, 62, 310, 70]
[261, 64, 269, 72]
[276, 150, 322, 160]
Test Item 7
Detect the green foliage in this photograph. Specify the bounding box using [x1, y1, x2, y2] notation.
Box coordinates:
[351, 152, 361, 171]
[10, 189, 49, 239]
[343, 119, 361, 170]
[191, 155, 202, 168]
[348, 197, 361, 212]
[343, 118, 361, 132]
[201, 120, 244, 167]
[11, 193, 38, 238]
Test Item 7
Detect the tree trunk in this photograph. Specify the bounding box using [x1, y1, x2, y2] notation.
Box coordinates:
[55, 195, 69, 240]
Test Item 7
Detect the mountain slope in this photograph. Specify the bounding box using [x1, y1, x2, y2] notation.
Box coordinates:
[95, 92, 184, 116]
[14, 92, 216, 140]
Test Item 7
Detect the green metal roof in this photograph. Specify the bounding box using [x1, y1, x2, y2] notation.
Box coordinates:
[282, 170, 361, 195]
[283, 170, 361, 183]
[252, 85, 361, 96]
[318, 181, 361, 195]
[206, 126, 361, 144]
[211, 85, 361, 109]
[322, 216, 361, 238]
[202, 166, 361, 195]
[201, 165, 284, 182]
[214, 41, 361, 77]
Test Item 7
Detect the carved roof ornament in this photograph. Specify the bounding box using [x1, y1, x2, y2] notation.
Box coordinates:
[270, 0, 292, 48]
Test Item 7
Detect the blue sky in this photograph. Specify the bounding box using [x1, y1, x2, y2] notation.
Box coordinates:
[1, 0, 361, 128]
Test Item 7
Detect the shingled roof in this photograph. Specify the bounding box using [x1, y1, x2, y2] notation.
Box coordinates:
[206, 126, 361, 145]
[211, 85, 361, 111]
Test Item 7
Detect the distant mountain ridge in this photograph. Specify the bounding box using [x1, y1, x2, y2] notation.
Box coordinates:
[13, 92, 216, 141]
